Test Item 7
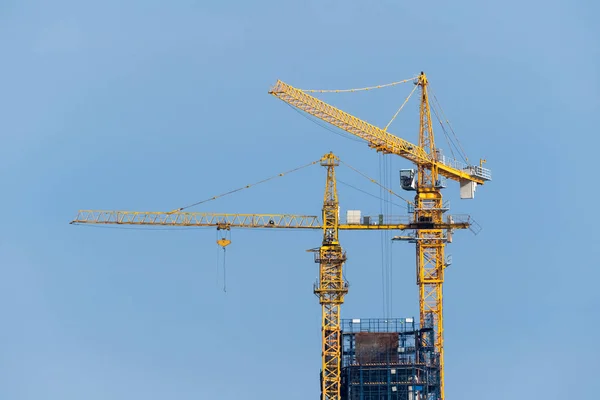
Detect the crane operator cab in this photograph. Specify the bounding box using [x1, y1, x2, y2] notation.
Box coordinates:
[400, 169, 417, 191]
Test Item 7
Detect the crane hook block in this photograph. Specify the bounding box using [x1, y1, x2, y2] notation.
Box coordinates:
[217, 239, 232, 248]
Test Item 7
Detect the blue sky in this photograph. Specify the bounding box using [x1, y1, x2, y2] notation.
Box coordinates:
[1, 1, 598, 399]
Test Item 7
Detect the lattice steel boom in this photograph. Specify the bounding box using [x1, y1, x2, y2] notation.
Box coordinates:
[71, 210, 468, 231]
[269, 76, 492, 186]
[269, 73, 491, 400]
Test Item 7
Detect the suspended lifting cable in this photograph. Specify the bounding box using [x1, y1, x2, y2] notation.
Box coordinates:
[220, 244, 227, 293]
[216, 229, 231, 293]
[386, 155, 393, 318]
[378, 154, 394, 319]
[299, 76, 418, 93]
[169, 158, 321, 213]
[339, 155, 404, 320]
[215, 244, 228, 293]
[215, 232, 222, 289]
[378, 154, 388, 318]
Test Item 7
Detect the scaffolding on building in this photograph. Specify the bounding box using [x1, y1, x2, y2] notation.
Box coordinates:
[340, 318, 441, 400]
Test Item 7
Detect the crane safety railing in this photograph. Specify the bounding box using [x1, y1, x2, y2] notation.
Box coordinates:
[435, 155, 492, 181]
[341, 318, 417, 334]
[342, 215, 412, 226]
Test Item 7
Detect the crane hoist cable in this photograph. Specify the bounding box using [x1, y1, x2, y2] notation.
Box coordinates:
[384, 82, 419, 131]
[385, 155, 393, 318]
[168, 158, 321, 213]
[379, 155, 387, 318]
[216, 228, 231, 293]
[298, 76, 418, 93]
[378, 154, 394, 319]
[340, 154, 411, 319]
[215, 232, 222, 289]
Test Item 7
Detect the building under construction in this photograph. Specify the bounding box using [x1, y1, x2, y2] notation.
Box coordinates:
[339, 318, 440, 400]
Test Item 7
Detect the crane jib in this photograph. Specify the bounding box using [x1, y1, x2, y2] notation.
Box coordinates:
[269, 80, 491, 185]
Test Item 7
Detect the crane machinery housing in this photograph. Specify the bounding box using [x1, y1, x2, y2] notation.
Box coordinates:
[269, 72, 492, 400]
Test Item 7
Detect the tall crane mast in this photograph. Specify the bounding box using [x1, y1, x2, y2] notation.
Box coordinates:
[269, 73, 492, 400]
[71, 152, 471, 400]
[315, 152, 347, 399]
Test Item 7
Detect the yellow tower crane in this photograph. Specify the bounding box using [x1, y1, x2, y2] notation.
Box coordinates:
[269, 73, 492, 400]
[71, 152, 472, 400]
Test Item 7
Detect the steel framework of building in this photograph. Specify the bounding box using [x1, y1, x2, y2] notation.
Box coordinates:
[340, 318, 440, 400]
